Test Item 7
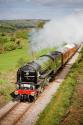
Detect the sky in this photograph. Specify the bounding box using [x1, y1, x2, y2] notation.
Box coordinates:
[0, 0, 83, 20]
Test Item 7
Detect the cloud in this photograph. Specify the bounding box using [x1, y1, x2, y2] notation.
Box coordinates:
[26, 0, 31, 2]
[31, 0, 83, 7]
[0, 0, 30, 5]
[0, 0, 83, 5]
[0, 0, 83, 8]
[0, 0, 83, 20]
[31, 0, 83, 4]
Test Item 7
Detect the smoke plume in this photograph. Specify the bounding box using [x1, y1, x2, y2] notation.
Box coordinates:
[29, 13, 83, 52]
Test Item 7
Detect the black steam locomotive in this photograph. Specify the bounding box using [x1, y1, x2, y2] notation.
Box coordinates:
[14, 44, 78, 101]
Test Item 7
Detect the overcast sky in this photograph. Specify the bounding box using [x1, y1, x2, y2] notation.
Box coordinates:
[0, 0, 83, 20]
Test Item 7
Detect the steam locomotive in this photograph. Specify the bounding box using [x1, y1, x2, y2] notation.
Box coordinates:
[14, 43, 79, 101]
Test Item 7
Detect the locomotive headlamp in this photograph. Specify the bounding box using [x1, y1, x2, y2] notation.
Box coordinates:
[14, 90, 18, 95]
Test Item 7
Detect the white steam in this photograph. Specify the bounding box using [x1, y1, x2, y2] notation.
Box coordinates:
[29, 13, 83, 52]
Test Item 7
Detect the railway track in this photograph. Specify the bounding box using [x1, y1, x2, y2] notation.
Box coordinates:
[0, 101, 32, 125]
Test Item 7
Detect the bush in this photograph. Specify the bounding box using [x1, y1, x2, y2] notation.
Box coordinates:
[4, 42, 17, 51]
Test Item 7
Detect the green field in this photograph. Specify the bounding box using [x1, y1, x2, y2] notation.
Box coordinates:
[0, 47, 28, 71]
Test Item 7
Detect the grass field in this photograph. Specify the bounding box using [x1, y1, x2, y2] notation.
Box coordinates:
[36, 48, 83, 125]
[0, 40, 30, 72]
[0, 47, 28, 71]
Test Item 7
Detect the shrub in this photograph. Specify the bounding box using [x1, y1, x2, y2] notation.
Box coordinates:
[4, 42, 17, 51]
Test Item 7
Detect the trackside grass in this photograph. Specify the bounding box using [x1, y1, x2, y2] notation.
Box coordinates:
[0, 79, 15, 107]
[36, 48, 83, 125]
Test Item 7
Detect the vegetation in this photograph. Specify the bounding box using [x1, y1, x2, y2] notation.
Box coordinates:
[0, 19, 48, 54]
[36, 47, 83, 125]
[0, 47, 27, 71]
[0, 30, 28, 54]
[0, 79, 15, 107]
